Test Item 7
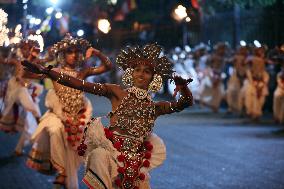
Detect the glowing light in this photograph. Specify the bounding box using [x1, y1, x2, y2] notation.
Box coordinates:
[98, 19, 111, 34]
[55, 12, 62, 19]
[77, 29, 84, 37]
[35, 18, 41, 25]
[46, 7, 54, 15]
[50, 0, 58, 4]
[29, 17, 36, 24]
[179, 52, 186, 59]
[10, 24, 22, 45]
[185, 17, 191, 22]
[172, 54, 178, 61]
[173, 5, 187, 21]
[109, 0, 117, 5]
[15, 24, 22, 33]
[0, 9, 9, 46]
[175, 46, 181, 53]
[240, 40, 246, 46]
[23, 4, 28, 9]
[254, 40, 261, 47]
[36, 29, 41, 35]
[185, 45, 191, 52]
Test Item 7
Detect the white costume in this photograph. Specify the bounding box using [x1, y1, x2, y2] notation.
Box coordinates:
[0, 76, 42, 153]
[273, 71, 284, 124]
[199, 53, 225, 112]
[26, 69, 93, 189]
[0, 63, 11, 113]
[243, 56, 269, 119]
[83, 118, 166, 189]
[226, 54, 247, 113]
[199, 69, 225, 111]
[81, 88, 167, 189]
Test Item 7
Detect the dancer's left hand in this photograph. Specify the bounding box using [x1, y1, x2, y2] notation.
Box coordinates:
[86, 47, 101, 59]
[172, 76, 193, 97]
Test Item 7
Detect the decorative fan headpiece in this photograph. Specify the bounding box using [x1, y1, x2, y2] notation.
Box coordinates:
[50, 33, 91, 55]
[116, 43, 174, 81]
[116, 43, 174, 92]
[18, 39, 40, 49]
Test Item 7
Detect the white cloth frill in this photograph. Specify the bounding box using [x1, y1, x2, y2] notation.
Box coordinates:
[0, 76, 42, 134]
[226, 70, 245, 113]
[243, 71, 269, 118]
[83, 117, 166, 189]
[198, 69, 225, 110]
[28, 89, 93, 189]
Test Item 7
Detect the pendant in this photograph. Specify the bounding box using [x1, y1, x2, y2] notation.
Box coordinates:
[128, 87, 149, 100]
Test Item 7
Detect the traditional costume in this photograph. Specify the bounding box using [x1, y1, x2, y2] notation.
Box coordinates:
[199, 43, 227, 112]
[77, 44, 192, 189]
[0, 40, 43, 155]
[226, 47, 247, 114]
[26, 35, 93, 189]
[243, 51, 269, 119]
[273, 69, 284, 124]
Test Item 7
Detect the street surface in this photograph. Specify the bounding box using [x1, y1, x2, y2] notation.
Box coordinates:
[0, 94, 283, 189]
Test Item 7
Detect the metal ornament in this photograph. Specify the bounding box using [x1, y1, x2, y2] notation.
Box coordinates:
[148, 74, 163, 93]
[122, 68, 134, 87]
[116, 43, 174, 82]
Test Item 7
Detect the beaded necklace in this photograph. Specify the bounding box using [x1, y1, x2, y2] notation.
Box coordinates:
[55, 67, 85, 115]
[109, 86, 155, 139]
[55, 67, 87, 148]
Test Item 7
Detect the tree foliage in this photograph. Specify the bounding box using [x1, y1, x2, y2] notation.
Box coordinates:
[199, 0, 284, 15]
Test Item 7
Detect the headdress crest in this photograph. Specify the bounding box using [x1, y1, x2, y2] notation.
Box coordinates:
[18, 39, 40, 49]
[117, 43, 174, 92]
[116, 43, 174, 81]
[50, 33, 91, 55]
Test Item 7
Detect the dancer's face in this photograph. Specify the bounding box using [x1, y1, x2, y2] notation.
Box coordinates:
[65, 47, 78, 66]
[21, 45, 30, 59]
[132, 64, 154, 90]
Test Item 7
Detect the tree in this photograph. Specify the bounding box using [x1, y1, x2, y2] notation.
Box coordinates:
[198, 0, 284, 15]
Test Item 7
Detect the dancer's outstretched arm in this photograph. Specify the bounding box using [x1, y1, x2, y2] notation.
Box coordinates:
[81, 48, 112, 78]
[155, 76, 193, 116]
[23, 47, 45, 79]
[21, 60, 116, 98]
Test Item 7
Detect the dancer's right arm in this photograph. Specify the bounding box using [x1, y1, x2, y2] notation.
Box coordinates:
[21, 60, 119, 99]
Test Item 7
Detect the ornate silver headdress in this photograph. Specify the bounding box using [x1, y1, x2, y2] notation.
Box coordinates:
[17, 39, 40, 49]
[116, 43, 174, 92]
[50, 33, 91, 55]
[50, 33, 91, 66]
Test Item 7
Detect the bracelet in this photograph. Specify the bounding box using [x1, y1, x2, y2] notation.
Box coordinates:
[56, 71, 64, 82]
[169, 102, 182, 112]
[82, 79, 85, 92]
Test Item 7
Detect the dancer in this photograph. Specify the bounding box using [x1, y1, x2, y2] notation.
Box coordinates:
[273, 67, 284, 124]
[226, 46, 248, 114]
[243, 47, 269, 120]
[26, 34, 112, 189]
[199, 43, 227, 112]
[0, 40, 43, 156]
[22, 43, 193, 189]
